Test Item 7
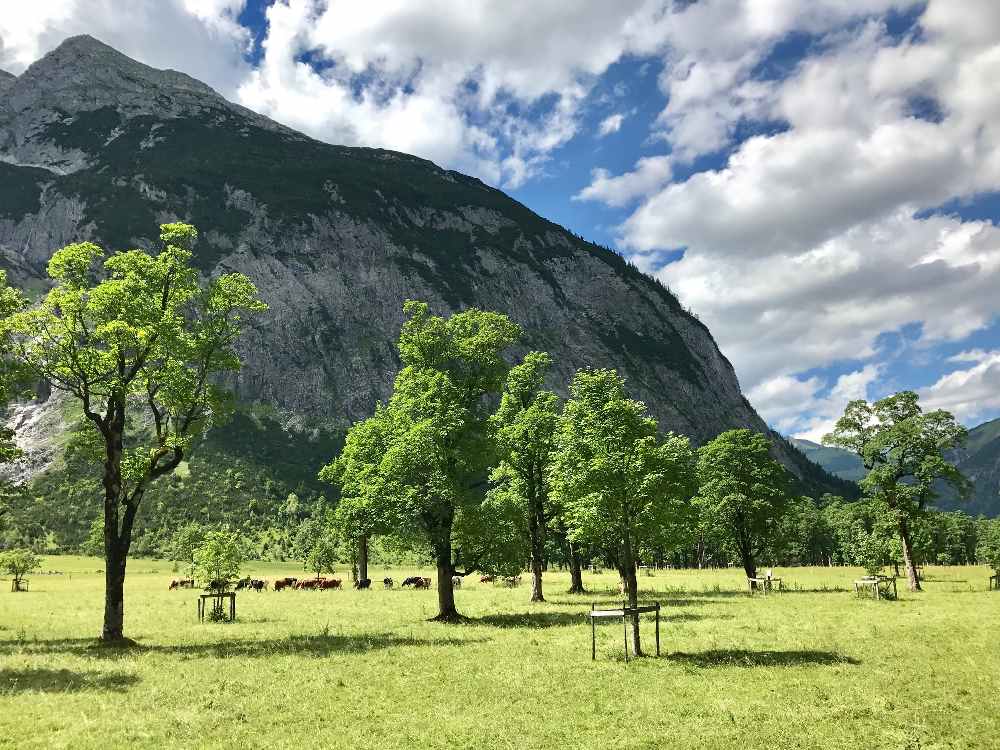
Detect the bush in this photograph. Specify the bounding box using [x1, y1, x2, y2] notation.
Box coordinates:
[0, 548, 42, 591]
[853, 526, 891, 578]
[193, 530, 244, 594]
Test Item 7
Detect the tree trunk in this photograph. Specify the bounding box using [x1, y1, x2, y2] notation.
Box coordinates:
[620, 563, 641, 657]
[431, 536, 460, 621]
[358, 534, 369, 581]
[528, 499, 545, 602]
[567, 540, 585, 594]
[739, 540, 757, 580]
[101, 418, 127, 642]
[620, 536, 641, 657]
[898, 516, 921, 592]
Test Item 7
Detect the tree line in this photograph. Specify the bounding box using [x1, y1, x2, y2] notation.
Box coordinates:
[1, 224, 996, 651]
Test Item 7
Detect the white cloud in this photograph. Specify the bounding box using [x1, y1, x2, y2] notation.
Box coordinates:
[578, 0, 1000, 407]
[598, 113, 625, 137]
[236, 0, 667, 187]
[574, 155, 672, 208]
[750, 365, 881, 441]
[920, 350, 1000, 422]
[0, 0, 251, 94]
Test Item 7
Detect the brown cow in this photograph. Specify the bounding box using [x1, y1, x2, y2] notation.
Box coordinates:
[318, 578, 342, 590]
[413, 577, 432, 589]
[480, 575, 495, 584]
[273, 577, 297, 592]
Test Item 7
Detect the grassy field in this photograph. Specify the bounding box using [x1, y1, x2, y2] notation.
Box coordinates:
[1, 557, 998, 749]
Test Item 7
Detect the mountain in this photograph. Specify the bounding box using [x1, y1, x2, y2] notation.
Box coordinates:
[789, 438, 867, 482]
[0, 36, 850, 542]
[790, 420, 1000, 517]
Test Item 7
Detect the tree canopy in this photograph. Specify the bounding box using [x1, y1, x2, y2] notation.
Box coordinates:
[488, 351, 561, 601]
[695, 428, 789, 580]
[1, 223, 266, 640]
[552, 368, 695, 655]
[321, 300, 522, 620]
[824, 391, 968, 591]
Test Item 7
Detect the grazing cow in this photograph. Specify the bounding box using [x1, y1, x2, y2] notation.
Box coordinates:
[169, 579, 179, 590]
[412, 577, 432, 589]
[354, 578, 372, 590]
[169, 578, 195, 590]
[452, 576, 462, 589]
[235, 576, 252, 591]
[383, 577, 394, 589]
[401, 576, 421, 587]
[502, 575, 522, 587]
[273, 577, 297, 592]
[250, 579, 267, 592]
[296, 579, 320, 590]
[318, 578, 342, 590]
[480, 575, 495, 584]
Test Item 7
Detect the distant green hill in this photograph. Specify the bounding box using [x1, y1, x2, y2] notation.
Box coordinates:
[790, 418, 1000, 518]
[789, 438, 867, 483]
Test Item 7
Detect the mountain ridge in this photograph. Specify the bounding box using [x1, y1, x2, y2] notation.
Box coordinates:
[789, 419, 1000, 517]
[0, 35, 850, 515]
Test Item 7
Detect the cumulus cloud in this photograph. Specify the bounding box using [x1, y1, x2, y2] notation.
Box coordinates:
[574, 155, 672, 208]
[581, 0, 1000, 407]
[597, 113, 626, 137]
[920, 350, 1000, 422]
[750, 366, 881, 441]
[0, 0, 251, 93]
[235, 0, 669, 187]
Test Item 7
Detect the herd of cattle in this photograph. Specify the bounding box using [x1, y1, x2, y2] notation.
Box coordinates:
[169, 573, 524, 591]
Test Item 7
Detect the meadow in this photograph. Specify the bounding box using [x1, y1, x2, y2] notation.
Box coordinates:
[1, 557, 998, 749]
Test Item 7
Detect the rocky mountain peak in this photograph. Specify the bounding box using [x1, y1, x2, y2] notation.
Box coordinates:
[0, 34, 287, 174]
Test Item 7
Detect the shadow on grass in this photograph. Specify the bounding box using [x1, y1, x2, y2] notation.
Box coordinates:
[470, 611, 592, 628]
[470, 607, 723, 629]
[0, 633, 483, 660]
[0, 667, 139, 693]
[666, 649, 860, 668]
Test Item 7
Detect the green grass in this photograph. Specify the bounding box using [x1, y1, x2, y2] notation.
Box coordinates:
[1, 558, 998, 749]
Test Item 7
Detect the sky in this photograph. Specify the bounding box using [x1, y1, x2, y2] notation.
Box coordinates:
[2, 0, 1000, 441]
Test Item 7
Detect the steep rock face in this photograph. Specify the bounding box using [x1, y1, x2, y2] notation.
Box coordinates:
[0, 35, 828, 485]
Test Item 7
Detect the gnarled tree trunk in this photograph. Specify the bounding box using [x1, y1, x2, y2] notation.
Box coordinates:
[528, 495, 545, 602]
[898, 516, 921, 592]
[567, 540, 585, 594]
[358, 534, 369, 582]
[432, 535, 460, 621]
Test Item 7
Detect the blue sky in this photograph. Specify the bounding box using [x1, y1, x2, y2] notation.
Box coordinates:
[3, 0, 1000, 439]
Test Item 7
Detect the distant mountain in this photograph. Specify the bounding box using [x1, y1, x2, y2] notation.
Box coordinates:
[789, 438, 867, 482]
[790, 419, 1000, 517]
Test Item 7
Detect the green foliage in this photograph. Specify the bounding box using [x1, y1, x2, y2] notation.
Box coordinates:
[305, 534, 340, 579]
[852, 525, 893, 578]
[487, 351, 561, 587]
[0, 547, 41, 587]
[0, 269, 29, 465]
[79, 517, 104, 558]
[824, 392, 969, 588]
[193, 530, 244, 592]
[552, 369, 696, 578]
[1, 222, 265, 636]
[695, 429, 789, 576]
[824, 392, 969, 514]
[322, 301, 522, 616]
[167, 522, 207, 577]
[978, 520, 1000, 573]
